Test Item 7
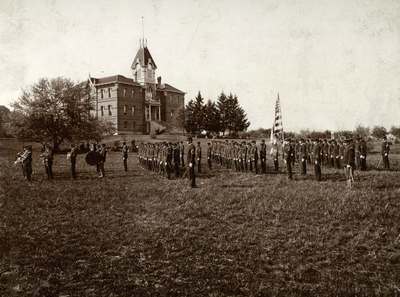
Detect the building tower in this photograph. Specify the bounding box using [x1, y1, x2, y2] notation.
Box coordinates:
[131, 39, 160, 129]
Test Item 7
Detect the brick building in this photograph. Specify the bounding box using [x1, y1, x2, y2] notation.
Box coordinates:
[89, 40, 185, 134]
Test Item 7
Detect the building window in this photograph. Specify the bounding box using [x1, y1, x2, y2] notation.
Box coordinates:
[100, 89, 103, 99]
[123, 105, 127, 115]
[131, 89, 134, 97]
[123, 88, 127, 97]
[108, 88, 111, 97]
[100, 106, 104, 117]
[124, 121, 127, 128]
[108, 105, 112, 116]
[131, 106, 135, 116]
[170, 109, 174, 118]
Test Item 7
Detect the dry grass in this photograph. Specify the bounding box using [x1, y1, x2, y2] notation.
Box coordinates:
[1, 139, 400, 296]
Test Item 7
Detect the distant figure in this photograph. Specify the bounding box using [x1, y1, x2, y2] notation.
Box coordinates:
[122, 141, 129, 172]
[166, 142, 173, 179]
[97, 144, 107, 178]
[252, 140, 259, 174]
[381, 136, 390, 169]
[196, 141, 202, 174]
[187, 137, 197, 188]
[313, 139, 322, 181]
[40, 143, 54, 179]
[207, 142, 212, 170]
[68, 144, 79, 179]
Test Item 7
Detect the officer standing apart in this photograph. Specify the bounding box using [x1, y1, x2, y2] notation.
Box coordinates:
[196, 141, 202, 174]
[207, 142, 212, 170]
[381, 136, 390, 169]
[187, 137, 197, 188]
[122, 141, 129, 172]
[68, 144, 79, 179]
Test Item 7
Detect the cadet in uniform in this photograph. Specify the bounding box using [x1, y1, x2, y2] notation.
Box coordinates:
[343, 138, 355, 188]
[283, 139, 294, 179]
[17, 145, 33, 181]
[270, 140, 279, 172]
[299, 139, 307, 175]
[173, 142, 181, 177]
[260, 139, 267, 174]
[313, 139, 322, 181]
[122, 142, 129, 172]
[187, 137, 197, 188]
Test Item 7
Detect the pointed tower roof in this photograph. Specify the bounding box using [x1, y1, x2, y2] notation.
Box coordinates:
[131, 41, 157, 70]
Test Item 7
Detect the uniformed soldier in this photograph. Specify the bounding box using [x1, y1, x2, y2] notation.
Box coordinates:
[381, 136, 390, 169]
[270, 140, 279, 172]
[359, 137, 367, 171]
[122, 141, 129, 172]
[196, 141, 202, 174]
[299, 139, 307, 175]
[354, 137, 361, 170]
[187, 137, 197, 188]
[166, 142, 173, 179]
[313, 139, 322, 181]
[173, 142, 181, 177]
[260, 139, 267, 174]
[283, 139, 294, 179]
[343, 138, 355, 188]
[180, 141, 185, 167]
[40, 143, 54, 179]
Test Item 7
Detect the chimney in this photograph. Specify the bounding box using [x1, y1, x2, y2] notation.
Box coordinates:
[157, 76, 162, 86]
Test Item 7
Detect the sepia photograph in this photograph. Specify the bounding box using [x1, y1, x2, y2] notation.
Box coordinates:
[0, 0, 399, 296]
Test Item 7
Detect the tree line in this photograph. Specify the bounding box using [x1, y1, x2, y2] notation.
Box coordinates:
[183, 91, 250, 137]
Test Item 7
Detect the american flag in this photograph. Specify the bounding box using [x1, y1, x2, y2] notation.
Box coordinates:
[270, 93, 284, 143]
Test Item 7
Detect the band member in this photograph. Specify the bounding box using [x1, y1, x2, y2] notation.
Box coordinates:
[16, 145, 33, 181]
[381, 136, 390, 169]
[40, 143, 54, 179]
[187, 137, 197, 188]
[122, 141, 129, 172]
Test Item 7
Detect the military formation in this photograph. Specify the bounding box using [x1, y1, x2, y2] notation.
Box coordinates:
[14, 136, 393, 189]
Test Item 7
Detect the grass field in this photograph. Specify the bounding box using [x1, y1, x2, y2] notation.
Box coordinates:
[1, 138, 400, 296]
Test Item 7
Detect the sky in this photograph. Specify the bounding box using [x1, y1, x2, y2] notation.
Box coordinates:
[0, 0, 399, 131]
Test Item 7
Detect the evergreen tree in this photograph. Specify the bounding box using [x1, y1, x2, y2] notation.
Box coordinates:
[203, 99, 220, 134]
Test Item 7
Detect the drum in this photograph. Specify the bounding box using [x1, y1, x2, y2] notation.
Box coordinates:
[85, 150, 100, 166]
